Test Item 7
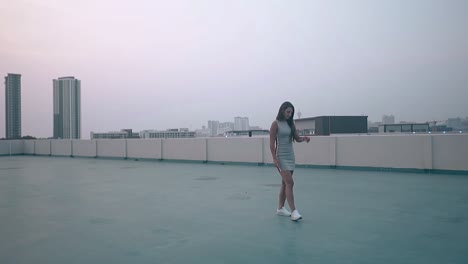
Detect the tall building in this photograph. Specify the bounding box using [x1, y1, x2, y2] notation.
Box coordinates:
[5, 73, 22, 139]
[218, 122, 234, 135]
[234, 117, 249, 131]
[382, 115, 395, 124]
[53, 77, 81, 139]
[208, 120, 219, 136]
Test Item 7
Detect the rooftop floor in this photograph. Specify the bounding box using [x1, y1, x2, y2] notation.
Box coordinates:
[1, 156, 467, 264]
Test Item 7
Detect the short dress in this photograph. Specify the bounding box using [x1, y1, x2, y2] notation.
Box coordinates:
[276, 120, 295, 171]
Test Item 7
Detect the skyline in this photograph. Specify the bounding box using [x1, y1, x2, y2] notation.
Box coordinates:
[1, 0, 467, 139]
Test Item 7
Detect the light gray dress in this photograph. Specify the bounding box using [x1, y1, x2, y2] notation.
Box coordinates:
[276, 120, 295, 171]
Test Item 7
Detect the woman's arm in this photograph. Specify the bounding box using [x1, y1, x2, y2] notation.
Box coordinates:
[293, 126, 310, 143]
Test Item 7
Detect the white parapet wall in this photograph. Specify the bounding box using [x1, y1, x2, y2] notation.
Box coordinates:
[335, 134, 432, 169]
[263, 136, 336, 166]
[6, 134, 468, 173]
[72, 140, 97, 157]
[0, 140, 23, 155]
[207, 137, 263, 163]
[9, 140, 24, 155]
[96, 140, 126, 158]
[432, 134, 468, 171]
[127, 139, 162, 159]
[294, 136, 336, 166]
[162, 138, 206, 161]
[0, 141, 10, 155]
[35, 140, 51, 156]
[51, 140, 72, 156]
[24, 141, 35, 154]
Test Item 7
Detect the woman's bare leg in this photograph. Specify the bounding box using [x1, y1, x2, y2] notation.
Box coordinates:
[280, 170, 295, 211]
[278, 180, 286, 209]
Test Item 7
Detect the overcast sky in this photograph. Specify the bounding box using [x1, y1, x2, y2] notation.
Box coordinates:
[1, 0, 467, 138]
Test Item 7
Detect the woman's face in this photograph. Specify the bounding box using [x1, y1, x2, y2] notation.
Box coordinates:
[283, 107, 293, 120]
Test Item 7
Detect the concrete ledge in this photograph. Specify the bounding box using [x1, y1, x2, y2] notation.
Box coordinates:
[96, 140, 126, 158]
[24, 141, 35, 154]
[163, 138, 206, 161]
[5, 134, 468, 175]
[0, 140, 24, 155]
[51, 140, 72, 156]
[35, 140, 51, 156]
[207, 138, 263, 163]
[127, 139, 162, 159]
[72, 140, 97, 157]
[433, 134, 468, 171]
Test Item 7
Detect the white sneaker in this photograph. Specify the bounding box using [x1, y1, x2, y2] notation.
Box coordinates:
[291, 210, 302, 221]
[276, 207, 291, 216]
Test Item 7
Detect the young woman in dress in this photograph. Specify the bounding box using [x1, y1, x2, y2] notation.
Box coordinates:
[269, 101, 310, 221]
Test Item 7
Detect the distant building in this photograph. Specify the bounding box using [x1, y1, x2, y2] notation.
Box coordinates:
[447, 117, 468, 131]
[91, 129, 140, 139]
[378, 123, 429, 133]
[223, 129, 269, 137]
[249, 126, 262, 130]
[195, 126, 210, 137]
[141, 129, 196, 138]
[5, 73, 22, 139]
[368, 121, 382, 133]
[295, 116, 368, 136]
[234, 117, 249, 131]
[53, 76, 81, 139]
[218, 122, 234, 135]
[382, 115, 395, 124]
[208, 120, 219, 137]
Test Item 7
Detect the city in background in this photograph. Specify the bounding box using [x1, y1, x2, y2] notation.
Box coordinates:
[2, 1, 467, 140]
[3, 73, 468, 140]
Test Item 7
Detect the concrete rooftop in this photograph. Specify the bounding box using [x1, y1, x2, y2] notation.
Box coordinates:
[1, 156, 467, 264]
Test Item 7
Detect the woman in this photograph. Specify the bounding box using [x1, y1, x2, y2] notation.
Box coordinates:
[270, 101, 310, 221]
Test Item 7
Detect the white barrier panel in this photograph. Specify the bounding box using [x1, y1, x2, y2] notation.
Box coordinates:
[163, 138, 206, 161]
[51, 140, 72, 156]
[9, 140, 24, 155]
[72, 140, 96, 157]
[5, 135, 468, 173]
[263, 138, 273, 164]
[24, 141, 35, 154]
[0, 141, 10, 155]
[127, 139, 162, 159]
[207, 138, 263, 163]
[35, 140, 51, 155]
[433, 134, 468, 171]
[0, 141, 9, 155]
[336, 135, 430, 169]
[295, 136, 336, 166]
[96, 140, 126, 158]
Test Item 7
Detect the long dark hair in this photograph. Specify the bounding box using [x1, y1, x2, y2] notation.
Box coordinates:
[275, 101, 296, 142]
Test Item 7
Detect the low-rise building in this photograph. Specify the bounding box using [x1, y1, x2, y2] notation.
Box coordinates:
[378, 123, 430, 133]
[91, 129, 140, 139]
[141, 129, 196, 139]
[295, 116, 368, 136]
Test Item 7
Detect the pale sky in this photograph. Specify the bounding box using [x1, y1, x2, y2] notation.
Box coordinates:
[1, 0, 467, 138]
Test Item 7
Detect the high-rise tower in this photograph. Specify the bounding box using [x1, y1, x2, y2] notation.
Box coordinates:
[53, 76, 81, 139]
[5, 73, 22, 139]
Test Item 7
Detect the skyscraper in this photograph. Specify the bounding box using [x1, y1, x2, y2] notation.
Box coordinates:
[53, 77, 81, 139]
[208, 120, 219, 137]
[234, 117, 249, 131]
[5, 73, 22, 139]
